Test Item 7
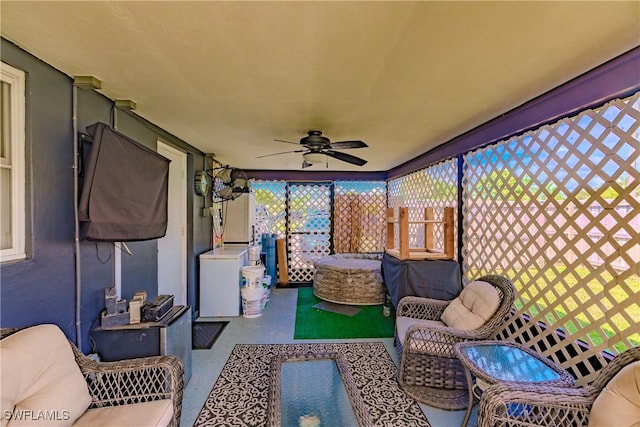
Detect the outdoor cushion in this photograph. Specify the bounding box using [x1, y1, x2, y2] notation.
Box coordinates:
[73, 400, 173, 427]
[0, 324, 92, 427]
[588, 360, 640, 427]
[440, 280, 500, 330]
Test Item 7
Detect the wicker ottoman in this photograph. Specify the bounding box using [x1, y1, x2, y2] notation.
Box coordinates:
[312, 253, 384, 305]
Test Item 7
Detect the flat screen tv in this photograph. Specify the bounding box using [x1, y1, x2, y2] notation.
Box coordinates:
[78, 122, 170, 241]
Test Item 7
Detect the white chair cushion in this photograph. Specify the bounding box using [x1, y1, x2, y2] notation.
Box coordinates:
[73, 400, 174, 427]
[0, 324, 92, 427]
[440, 280, 500, 330]
[588, 359, 640, 427]
[396, 316, 445, 347]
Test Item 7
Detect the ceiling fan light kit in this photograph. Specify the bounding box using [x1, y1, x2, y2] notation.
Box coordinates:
[303, 152, 327, 164]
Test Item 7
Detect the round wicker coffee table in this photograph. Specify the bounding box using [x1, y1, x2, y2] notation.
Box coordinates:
[312, 254, 384, 305]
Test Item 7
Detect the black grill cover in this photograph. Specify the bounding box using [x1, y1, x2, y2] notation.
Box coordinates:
[78, 122, 170, 241]
[382, 252, 462, 309]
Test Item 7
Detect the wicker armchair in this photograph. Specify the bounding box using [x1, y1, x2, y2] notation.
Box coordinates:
[1, 326, 184, 427]
[477, 346, 640, 427]
[394, 274, 515, 410]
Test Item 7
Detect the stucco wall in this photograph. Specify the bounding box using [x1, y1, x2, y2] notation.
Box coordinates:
[0, 39, 211, 352]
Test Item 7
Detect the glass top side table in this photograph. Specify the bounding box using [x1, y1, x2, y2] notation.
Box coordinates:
[454, 340, 575, 427]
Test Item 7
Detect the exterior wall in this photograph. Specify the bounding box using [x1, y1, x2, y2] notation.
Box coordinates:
[0, 39, 211, 352]
[0, 38, 77, 337]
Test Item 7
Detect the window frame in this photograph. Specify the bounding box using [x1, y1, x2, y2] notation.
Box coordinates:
[1, 62, 26, 263]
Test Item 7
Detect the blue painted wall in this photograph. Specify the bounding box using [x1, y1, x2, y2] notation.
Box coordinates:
[0, 39, 77, 336]
[0, 39, 211, 352]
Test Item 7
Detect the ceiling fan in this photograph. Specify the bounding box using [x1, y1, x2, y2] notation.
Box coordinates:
[257, 130, 368, 168]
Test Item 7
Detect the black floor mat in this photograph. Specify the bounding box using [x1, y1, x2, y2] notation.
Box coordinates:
[312, 301, 361, 317]
[192, 321, 228, 350]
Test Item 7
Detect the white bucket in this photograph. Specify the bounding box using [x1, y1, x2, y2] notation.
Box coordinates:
[241, 265, 265, 287]
[241, 285, 264, 318]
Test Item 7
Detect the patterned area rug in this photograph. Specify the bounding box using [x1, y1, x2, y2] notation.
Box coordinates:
[193, 342, 430, 426]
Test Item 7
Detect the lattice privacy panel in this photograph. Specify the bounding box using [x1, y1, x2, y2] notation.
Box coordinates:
[252, 180, 287, 239]
[387, 158, 458, 257]
[334, 181, 387, 253]
[463, 93, 640, 385]
[286, 183, 332, 282]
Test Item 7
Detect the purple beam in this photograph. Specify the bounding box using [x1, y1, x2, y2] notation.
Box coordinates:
[388, 46, 640, 179]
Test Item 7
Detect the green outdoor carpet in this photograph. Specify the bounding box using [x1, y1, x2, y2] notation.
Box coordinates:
[294, 287, 395, 339]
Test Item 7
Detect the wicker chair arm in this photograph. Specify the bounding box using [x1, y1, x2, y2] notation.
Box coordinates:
[0, 327, 21, 339]
[588, 346, 640, 394]
[477, 382, 593, 427]
[405, 323, 483, 357]
[72, 345, 184, 427]
[396, 296, 450, 320]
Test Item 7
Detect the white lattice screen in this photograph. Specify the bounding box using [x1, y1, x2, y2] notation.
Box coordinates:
[286, 183, 332, 282]
[252, 180, 387, 282]
[387, 158, 459, 258]
[463, 93, 640, 385]
[252, 180, 287, 239]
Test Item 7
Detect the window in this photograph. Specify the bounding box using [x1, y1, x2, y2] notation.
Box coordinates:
[1, 62, 26, 262]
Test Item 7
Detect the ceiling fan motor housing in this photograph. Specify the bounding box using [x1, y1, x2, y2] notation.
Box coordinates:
[301, 130, 330, 147]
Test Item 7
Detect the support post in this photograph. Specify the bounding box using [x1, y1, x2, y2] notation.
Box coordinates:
[399, 207, 409, 259]
[424, 207, 434, 250]
[386, 207, 395, 250]
[444, 207, 455, 259]
[276, 238, 288, 286]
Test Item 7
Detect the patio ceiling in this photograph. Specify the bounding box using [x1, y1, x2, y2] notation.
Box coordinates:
[1, 1, 638, 171]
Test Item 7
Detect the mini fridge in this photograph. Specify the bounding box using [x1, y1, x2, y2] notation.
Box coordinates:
[199, 246, 249, 316]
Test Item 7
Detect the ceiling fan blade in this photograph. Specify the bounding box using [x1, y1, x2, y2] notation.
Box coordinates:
[256, 149, 305, 159]
[329, 140, 368, 149]
[273, 139, 301, 146]
[325, 150, 367, 166]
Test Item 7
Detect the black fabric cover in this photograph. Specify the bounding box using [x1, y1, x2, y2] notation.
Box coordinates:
[381, 252, 462, 309]
[78, 122, 170, 241]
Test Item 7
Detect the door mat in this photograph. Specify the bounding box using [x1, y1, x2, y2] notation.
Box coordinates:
[312, 300, 361, 317]
[192, 321, 228, 350]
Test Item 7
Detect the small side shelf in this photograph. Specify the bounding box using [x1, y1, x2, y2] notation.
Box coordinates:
[385, 206, 454, 260]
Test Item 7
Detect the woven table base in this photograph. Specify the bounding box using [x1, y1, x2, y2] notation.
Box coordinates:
[313, 254, 384, 305]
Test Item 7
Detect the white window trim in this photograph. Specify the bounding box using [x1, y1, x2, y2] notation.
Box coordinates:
[1, 62, 26, 263]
